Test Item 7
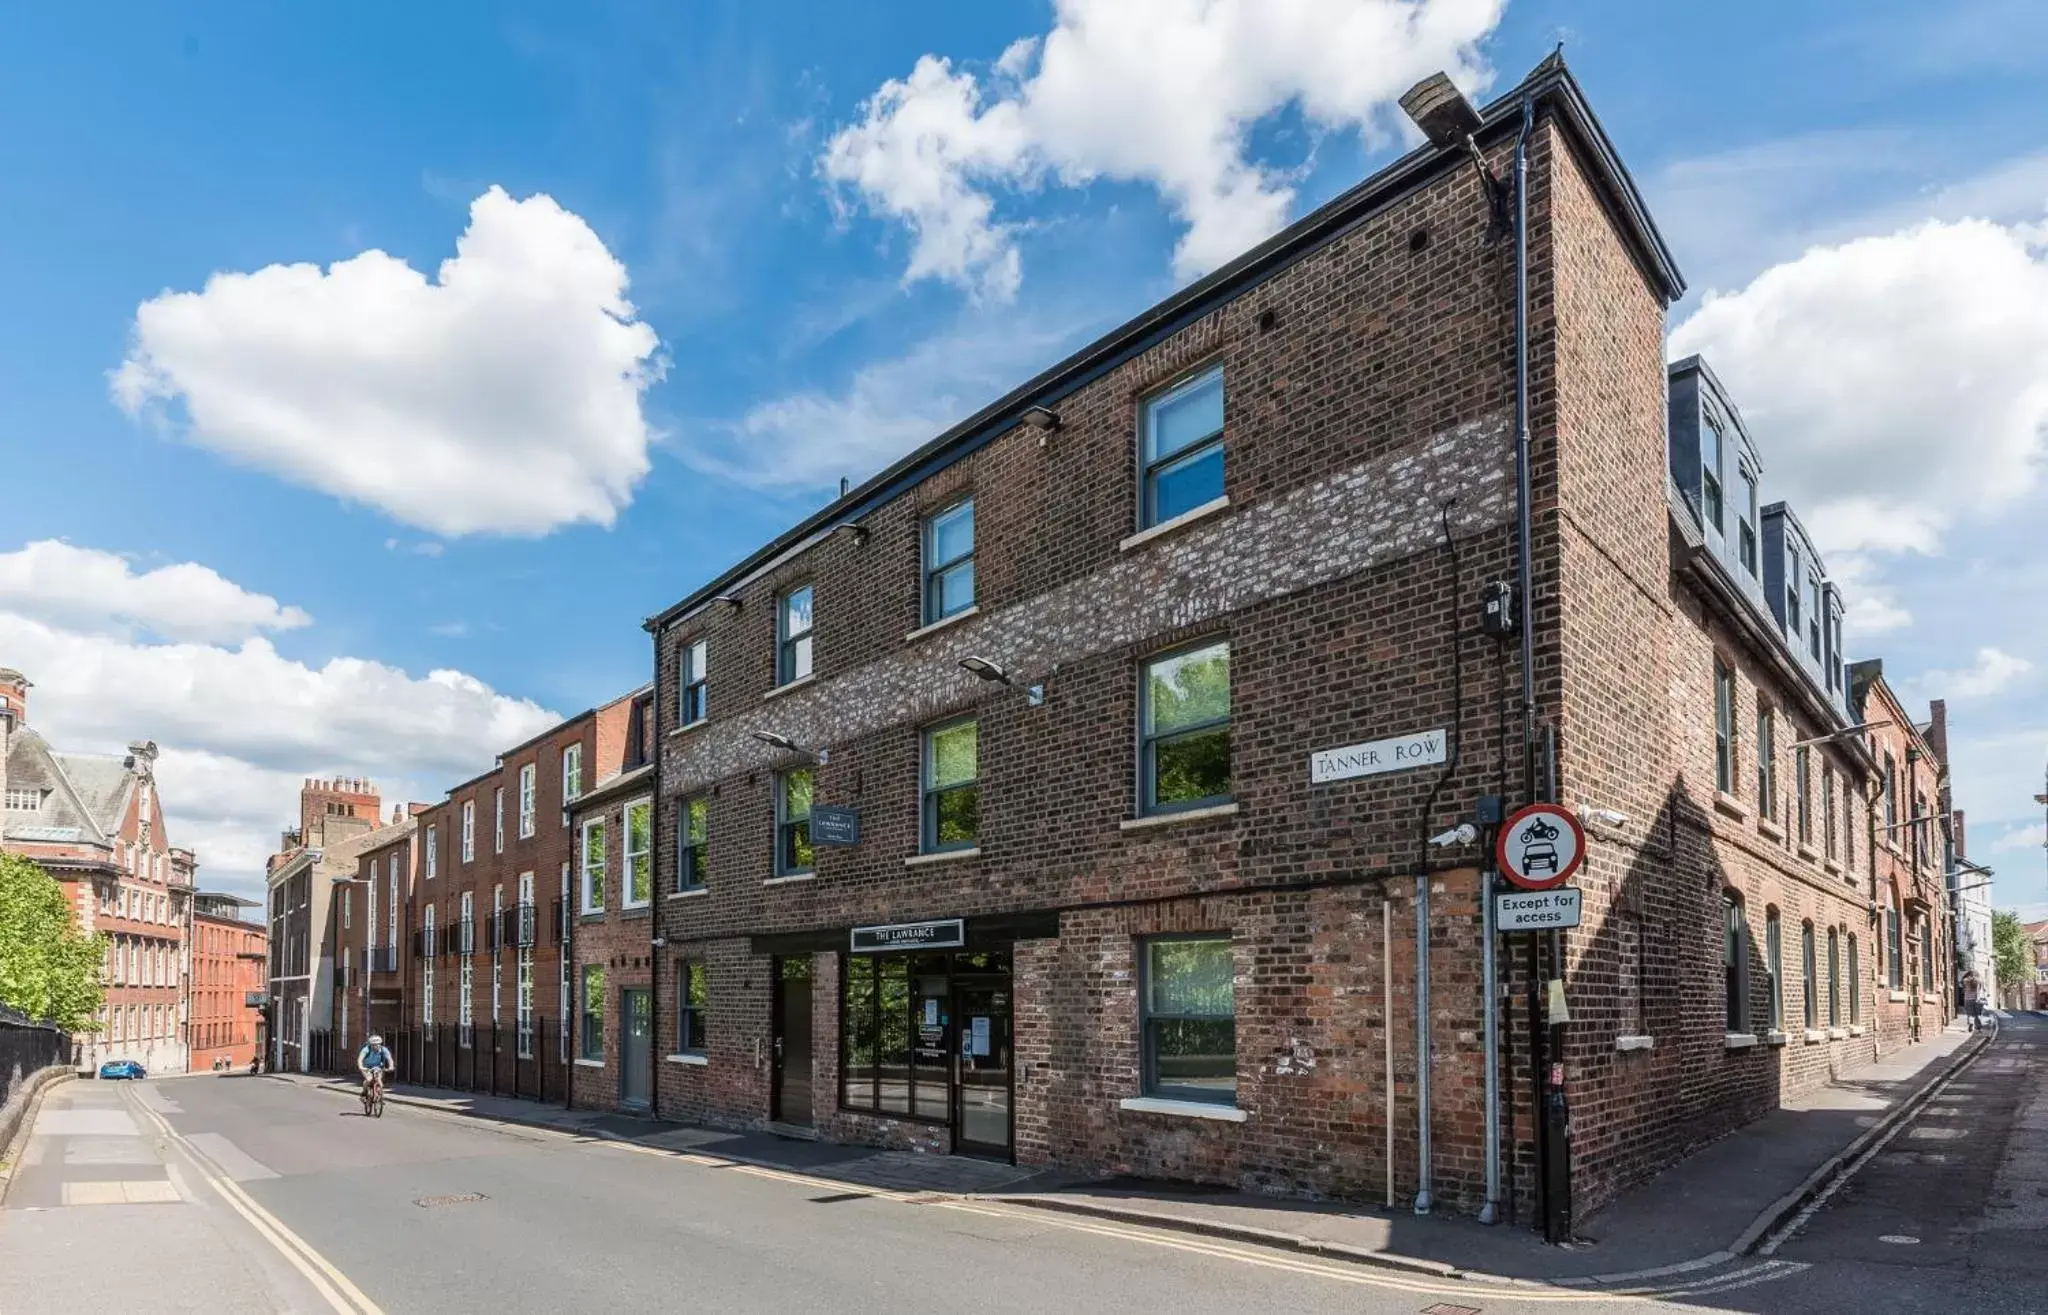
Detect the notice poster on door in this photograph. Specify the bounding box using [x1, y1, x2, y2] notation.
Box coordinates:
[970, 1016, 991, 1057]
[923, 998, 940, 1026]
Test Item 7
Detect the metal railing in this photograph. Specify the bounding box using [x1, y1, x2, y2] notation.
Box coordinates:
[306, 1019, 569, 1105]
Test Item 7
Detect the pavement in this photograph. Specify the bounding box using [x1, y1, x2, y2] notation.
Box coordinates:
[274, 1017, 1997, 1287]
[3, 1019, 2034, 1313]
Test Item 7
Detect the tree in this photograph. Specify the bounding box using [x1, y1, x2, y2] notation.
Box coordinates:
[1992, 910, 2032, 1006]
[0, 853, 106, 1030]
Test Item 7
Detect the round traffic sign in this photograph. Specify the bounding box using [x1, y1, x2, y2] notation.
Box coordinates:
[1496, 803, 1585, 891]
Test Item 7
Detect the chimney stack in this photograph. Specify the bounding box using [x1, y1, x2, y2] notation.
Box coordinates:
[0, 668, 28, 734]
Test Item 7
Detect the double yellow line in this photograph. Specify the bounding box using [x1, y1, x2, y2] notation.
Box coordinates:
[128, 1094, 383, 1315]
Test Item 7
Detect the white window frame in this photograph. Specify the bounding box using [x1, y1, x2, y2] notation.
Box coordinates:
[518, 764, 537, 839]
[387, 860, 399, 957]
[623, 798, 653, 909]
[491, 885, 505, 1028]
[679, 639, 709, 726]
[422, 907, 437, 1030]
[562, 744, 583, 803]
[494, 787, 505, 854]
[516, 871, 536, 1057]
[459, 893, 475, 1047]
[580, 817, 606, 913]
[461, 801, 475, 863]
[559, 863, 571, 1063]
[425, 825, 438, 879]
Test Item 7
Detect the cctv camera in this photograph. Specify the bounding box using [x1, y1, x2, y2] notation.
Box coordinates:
[1429, 823, 1478, 848]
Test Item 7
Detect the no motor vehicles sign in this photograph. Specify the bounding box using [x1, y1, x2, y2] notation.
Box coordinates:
[1496, 803, 1585, 891]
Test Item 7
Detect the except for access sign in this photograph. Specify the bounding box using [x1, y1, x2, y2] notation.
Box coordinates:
[1496, 887, 1584, 931]
[1496, 803, 1585, 890]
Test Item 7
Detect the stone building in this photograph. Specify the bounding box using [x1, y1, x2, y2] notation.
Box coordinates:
[1, 667, 193, 1074]
[264, 777, 387, 1072]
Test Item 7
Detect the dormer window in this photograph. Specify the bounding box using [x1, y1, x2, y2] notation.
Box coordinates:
[1700, 417, 1724, 535]
[1785, 546, 1803, 635]
[1737, 466, 1759, 577]
[1806, 575, 1822, 660]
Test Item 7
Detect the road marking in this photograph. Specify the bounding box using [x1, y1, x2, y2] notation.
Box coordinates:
[125, 1093, 384, 1315]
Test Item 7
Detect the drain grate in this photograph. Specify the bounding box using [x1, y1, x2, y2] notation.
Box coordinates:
[1421, 1305, 1482, 1315]
[414, 1193, 488, 1208]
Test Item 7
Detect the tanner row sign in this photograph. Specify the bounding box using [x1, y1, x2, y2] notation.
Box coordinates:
[1309, 728, 1447, 784]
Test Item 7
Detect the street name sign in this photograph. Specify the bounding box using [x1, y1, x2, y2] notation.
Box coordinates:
[1309, 728, 1447, 784]
[1496, 887, 1584, 931]
[1496, 803, 1585, 891]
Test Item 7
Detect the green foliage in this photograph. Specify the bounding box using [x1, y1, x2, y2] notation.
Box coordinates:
[1992, 910, 2032, 999]
[0, 853, 106, 1030]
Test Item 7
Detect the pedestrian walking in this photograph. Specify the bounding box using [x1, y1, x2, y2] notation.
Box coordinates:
[1963, 971, 1985, 1031]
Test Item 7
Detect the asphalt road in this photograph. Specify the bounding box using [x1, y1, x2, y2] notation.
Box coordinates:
[2, 1021, 2042, 1315]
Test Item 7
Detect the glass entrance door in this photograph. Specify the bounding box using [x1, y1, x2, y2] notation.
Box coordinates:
[951, 975, 1011, 1159]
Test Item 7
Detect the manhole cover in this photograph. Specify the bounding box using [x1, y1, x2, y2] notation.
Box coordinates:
[1421, 1304, 1481, 1315]
[414, 1193, 488, 1208]
[1878, 1235, 1919, 1245]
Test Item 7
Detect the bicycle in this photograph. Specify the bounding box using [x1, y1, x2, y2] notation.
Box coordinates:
[361, 1071, 386, 1118]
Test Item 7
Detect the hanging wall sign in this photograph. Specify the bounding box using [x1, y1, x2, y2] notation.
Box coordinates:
[1496, 803, 1585, 892]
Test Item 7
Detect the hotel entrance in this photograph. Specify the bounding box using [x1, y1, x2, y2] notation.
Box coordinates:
[840, 947, 1013, 1160]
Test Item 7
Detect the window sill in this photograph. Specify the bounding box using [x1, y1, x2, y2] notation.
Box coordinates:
[1797, 843, 1819, 862]
[1766, 1030, 1789, 1046]
[668, 718, 709, 741]
[573, 1057, 605, 1069]
[1724, 1033, 1759, 1050]
[904, 847, 982, 867]
[1118, 495, 1232, 554]
[1823, 858, 1842, 876]
[1118, 1096, 1247, 1123]
[1849, 1024, 1866, 1036]
[667, 888, 709, 900]
[763, 675, 817, 702]
[665, 1052, 709, 1066]
[578, 910, 606, 922]
[1828, 1027, 1848, 1040]
[904, 605, 979, 644]
[1121, 801, 1241, 832]
[1921, 993, 1940, 1004]
[621, 906, 652, 921]
[1614, 1034, 1655, 1052]
[1756, 816, 1785, 842]
[763, 873, 816, 886]
[1888, 990, 1908, 1002]
[1803, 1028, 1826, 1044]
[1713, 792, 1750, 822]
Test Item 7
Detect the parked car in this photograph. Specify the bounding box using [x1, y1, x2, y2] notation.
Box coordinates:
[98, 1059, 147, 1080]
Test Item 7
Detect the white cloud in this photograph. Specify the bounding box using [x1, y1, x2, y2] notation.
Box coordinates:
[384, 538, 445, 558]
[1985, 821, 2045, 854]
[111, 187, 665, 537]
[822, 0, 1503, 296]
[699, 309, 1089, 491]
[1670, 217, 2048, 558]
[1914, 646, 2036, 700]
[1, 551, 563, 900]
[0, 539, 310, 644]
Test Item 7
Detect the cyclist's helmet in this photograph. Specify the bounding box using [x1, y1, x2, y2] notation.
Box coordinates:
[368, 1035, 384, 1046]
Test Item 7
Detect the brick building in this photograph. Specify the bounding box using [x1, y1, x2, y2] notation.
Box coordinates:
[404, 689, 644, 1098]
[190, 891, 267, 1071]
[332, 804, 430, 1059]
[563, 700, 656, 1110]
[265, 777, 388, 1072]
[599, 55, 1966, 1223]
[2, 667, 194, 1074]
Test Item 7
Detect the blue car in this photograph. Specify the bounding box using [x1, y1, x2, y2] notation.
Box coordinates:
[98, 1060, 147, 1080]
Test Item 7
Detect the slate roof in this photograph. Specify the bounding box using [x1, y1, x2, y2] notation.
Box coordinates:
[2, 727, 126, 847]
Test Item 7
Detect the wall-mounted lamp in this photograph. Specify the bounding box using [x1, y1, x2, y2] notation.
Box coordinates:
[834, 523, 869, 546]
[960, 655, 1045, 706]
[714, 593, 743, 609]
[748, 729, 830, 764]
[1398, 72, 1508, 228]
[1019, 405, 1060, 433]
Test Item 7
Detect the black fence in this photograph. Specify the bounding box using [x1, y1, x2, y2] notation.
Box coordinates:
[2, 1006, 73, 1110]
[307, 1018, 571, 1104]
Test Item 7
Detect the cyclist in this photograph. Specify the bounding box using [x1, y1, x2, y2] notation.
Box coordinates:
[1962, 972, 1985, 1032]
[357, 1034, 395, 1107]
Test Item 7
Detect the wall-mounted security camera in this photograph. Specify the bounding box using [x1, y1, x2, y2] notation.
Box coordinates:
[1429, 823, 1478, 848]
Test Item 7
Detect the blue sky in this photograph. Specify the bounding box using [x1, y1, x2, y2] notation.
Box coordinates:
[2, 1, 2044, 913]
